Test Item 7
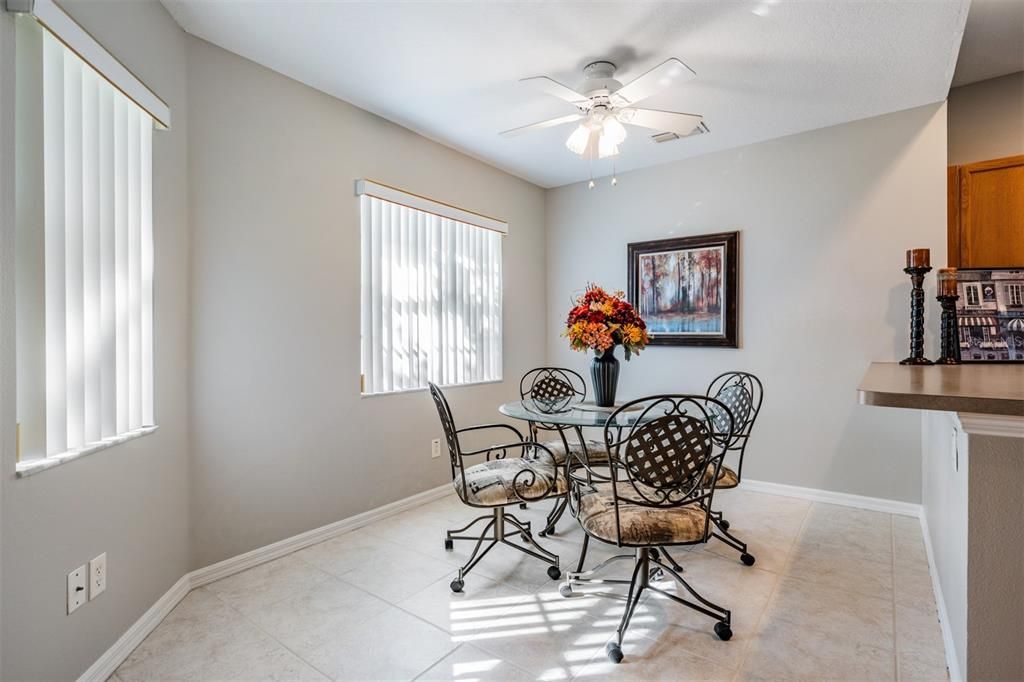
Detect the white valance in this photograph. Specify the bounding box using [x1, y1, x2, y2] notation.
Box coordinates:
[13, 0, 171, 128]
[355, 179, 508, 234]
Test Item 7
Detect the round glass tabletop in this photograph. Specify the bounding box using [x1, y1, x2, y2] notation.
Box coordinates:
[498, 399, 660, 429]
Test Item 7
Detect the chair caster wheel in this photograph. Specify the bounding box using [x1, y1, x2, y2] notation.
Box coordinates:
[721, 519, 731, 531]
[740, 553, 755, 566]
[450, 579, 464, 593]
[606, 642, 623, 664]
[538, 530, 548, 537]
[650, 548, 660, 560]
[444, 538, 454, 551]
[547, 565, 562, 580]
[559, 584, 573, 598]
[714, 622, 732, 641]
[519, 503, 528, 509]
[649, 568, 664, 581]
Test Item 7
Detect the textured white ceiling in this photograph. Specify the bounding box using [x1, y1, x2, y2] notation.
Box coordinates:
[951, 0, 1024, 88]
[162, 0, 969, 188]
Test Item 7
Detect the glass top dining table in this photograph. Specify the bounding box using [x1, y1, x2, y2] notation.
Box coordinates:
[498, 399, 660, 429]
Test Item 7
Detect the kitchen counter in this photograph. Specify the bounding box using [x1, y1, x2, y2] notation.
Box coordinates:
[857, 362, 1024, 416]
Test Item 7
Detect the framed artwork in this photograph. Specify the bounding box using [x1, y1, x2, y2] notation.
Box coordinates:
[956, 268, 1024, 362]
[627, 231, 739, 347]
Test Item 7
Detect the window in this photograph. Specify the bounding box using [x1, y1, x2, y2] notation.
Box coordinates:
[358, 181, 504, 395]
[15, 6, 168, 474]
[965, 285, 980, 307]
[1007, 284, 1023, 307]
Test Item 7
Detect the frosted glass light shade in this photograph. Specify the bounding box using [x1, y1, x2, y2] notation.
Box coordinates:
[603, 117, 627, 145]
[565, 124, 591, 155]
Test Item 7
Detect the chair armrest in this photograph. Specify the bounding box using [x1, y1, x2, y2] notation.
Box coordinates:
[565, 448, 616, 486]
[456, 422, 525, 442]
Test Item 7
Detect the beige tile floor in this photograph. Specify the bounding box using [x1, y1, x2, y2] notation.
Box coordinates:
[113, 489, 949, 681]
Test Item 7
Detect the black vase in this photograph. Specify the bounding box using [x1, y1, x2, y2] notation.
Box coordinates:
[591, 347, 620, 408]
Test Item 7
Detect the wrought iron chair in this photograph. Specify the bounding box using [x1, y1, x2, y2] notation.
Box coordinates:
[429, 382, 563, 593]
[560, 395, 735, 664]
[518, 367, 605, 464]
[518, 368, 605, 535]
[702, 371, 764, 565]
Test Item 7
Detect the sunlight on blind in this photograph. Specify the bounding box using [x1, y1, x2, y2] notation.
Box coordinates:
[360, 195, 503, 394]
[42, 30, 155, 456]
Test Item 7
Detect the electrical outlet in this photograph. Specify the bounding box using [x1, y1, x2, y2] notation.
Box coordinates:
[67, 565, 87, 614]
[89, 553, 107, 600]
[431, 438, 441, 459]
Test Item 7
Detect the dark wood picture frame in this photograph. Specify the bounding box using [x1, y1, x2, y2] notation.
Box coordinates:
[627, 231, 739, 347]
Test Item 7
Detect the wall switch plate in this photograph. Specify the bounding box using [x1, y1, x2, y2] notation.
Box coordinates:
[89, 553, 107, 600]
[67, 565, 87, 614]
[431, 438, 441, 459]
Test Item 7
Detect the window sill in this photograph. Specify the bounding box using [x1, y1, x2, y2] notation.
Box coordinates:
[15, 425, 159, 478]
[361, 378, 503, 398]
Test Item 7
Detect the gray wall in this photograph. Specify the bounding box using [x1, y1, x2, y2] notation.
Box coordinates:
[0, 2, 191, 680]
[545, 104, 948, 503]
[947, 71, 1024, 165]
[0, 7, 13, 676]
[185, 37, 548, 568]
[966, 432, 1024, 681]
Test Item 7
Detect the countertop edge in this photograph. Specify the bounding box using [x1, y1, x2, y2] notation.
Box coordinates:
[857, 388, 1024, 417]
[858, 362, 1024, 417]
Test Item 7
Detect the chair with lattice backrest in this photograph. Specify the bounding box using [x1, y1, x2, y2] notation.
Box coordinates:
[518, 368, 606, 464]
[518, 368, 608, 535]
[559, 395, 736, 664]
[706, 371, 764, 488]
[429, 382, 565, 593]
[693, 371, 764, 568]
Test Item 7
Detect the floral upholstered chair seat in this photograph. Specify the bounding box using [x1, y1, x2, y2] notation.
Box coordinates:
[539, 438, 609, 466]
[702, 463, 739, 489]
[577, 481, 709, 546]
[454, 458, 568, 506]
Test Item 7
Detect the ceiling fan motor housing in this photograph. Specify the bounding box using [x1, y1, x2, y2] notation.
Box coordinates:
[580, 60, 623, 98]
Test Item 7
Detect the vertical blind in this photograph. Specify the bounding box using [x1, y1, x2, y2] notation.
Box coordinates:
[360, 194, 503, 394]
[42, 30, 155, 456]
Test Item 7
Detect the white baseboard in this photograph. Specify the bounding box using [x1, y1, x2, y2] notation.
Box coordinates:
[739, 478, 922, 517]
[78, 483, 453, 682]
[78, 573, 191, 682]
[190, 483, 452, 588]
[918, 512, 963, 682]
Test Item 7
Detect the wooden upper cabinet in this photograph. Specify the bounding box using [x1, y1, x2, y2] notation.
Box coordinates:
[948, 155, 1024, 268]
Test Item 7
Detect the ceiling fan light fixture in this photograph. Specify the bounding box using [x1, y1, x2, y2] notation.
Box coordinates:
[602, 116, 627, 145]
[597, 134, 619, 159]
[565, 124, 591, 155]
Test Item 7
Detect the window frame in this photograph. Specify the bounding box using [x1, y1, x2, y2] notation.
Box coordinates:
[356, 181, 506, 397]
[13, 12, 166, 476]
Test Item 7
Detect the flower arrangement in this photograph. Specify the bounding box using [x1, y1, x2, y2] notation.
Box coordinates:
[564, 285, 649, 359]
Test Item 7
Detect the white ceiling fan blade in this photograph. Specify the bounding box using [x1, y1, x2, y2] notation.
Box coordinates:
[520, 76, 591, 106]
[499, 113, 583, 137]
[619, 108, 703, 136]
[612, 58, 696, 106]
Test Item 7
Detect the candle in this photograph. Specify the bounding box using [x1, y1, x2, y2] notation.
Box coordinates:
[938, 268, 958, 297]
[906, 248, 930, 268]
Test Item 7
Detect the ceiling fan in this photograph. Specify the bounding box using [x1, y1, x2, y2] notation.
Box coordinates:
[500, 58, 704, 160]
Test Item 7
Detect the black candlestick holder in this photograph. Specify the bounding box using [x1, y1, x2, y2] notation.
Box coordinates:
[900, 265, 933, 365]
[936, 294, 961, 364]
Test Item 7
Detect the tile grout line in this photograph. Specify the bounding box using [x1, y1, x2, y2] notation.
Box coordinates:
[201, 586, 337, 682]
[729, 498, 814, 680]
[213, 533, 459, 681]
[285, 521, 533, 680]
[892, 514, 901, 682]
